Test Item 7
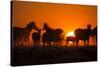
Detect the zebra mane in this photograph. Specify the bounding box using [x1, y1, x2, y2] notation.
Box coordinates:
[43, 23, 53, 32]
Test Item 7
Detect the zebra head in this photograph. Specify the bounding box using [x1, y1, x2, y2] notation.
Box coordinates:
[26, 21, 39, 31]
[87, 24, 91, 30]
[43, 23, 52, 31]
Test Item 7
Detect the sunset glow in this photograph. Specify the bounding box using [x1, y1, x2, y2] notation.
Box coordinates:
[66, 31, 75, 37]
[12, 1, 97, 46]
[69, 41, 73, 44]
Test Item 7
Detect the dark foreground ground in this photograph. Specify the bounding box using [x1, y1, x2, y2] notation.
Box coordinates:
[11, 45, 97, 66]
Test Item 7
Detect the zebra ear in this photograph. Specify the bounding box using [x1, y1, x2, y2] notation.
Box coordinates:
[26, 21, 36, 29]
[87, 24, 91, 29]
[43, 23, 46, 30]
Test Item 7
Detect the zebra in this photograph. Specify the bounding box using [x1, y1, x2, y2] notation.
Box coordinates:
[12, 21, 39, 46]
[74, 24, 91, 46]
[32, 29, 41, 47]
[42, 23, 65, 47]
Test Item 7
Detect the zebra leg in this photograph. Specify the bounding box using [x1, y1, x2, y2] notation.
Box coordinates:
[73, 41, 75, 45]
[37, 41, 39, 47]
[14, 39, 17, 46]
[36, 41, 38, 47]
[84, 40, 86, 46]
[76, 40, 79, 47]
[48, 41, 51, 47]
[32, 40, 34, 47]
[33, 40, 36, 48]
[35, 41, 37, 48]
[27, 38, 29, 46]
[42, 41, 44, 47]
[22, 37, 25, 46]
[38, 40, 40, 47]
[87, 39, 89, 46]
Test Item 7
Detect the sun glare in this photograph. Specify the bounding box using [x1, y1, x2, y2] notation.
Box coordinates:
[69, 41, 73, 44]
[66, 31, 75, 37]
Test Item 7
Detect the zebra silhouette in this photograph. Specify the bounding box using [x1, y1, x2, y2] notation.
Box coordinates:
[74, 24, 91, 46]
[12, 21, 39, 46]
[42, 23, 65, 47]
[32, 29, 41, 47]
[91, 26, 97, 42]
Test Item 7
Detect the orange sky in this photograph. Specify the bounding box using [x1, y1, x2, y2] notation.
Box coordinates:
[12, 1, 97, 35]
